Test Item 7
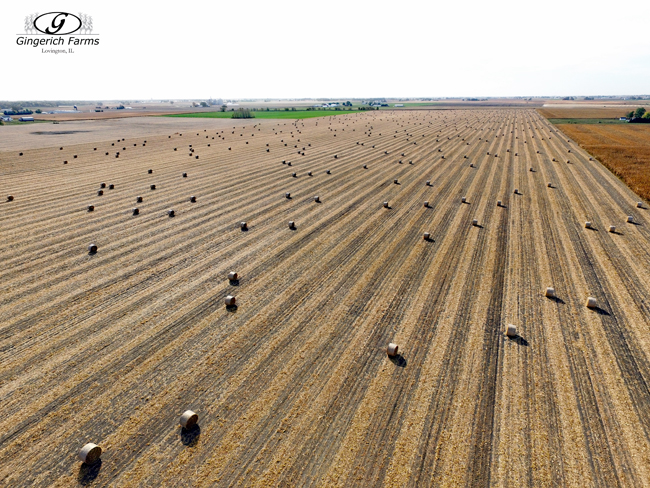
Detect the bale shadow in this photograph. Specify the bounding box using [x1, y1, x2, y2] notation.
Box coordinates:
[289, 227, 297, 231]
[547, 296, 566, 305]
[424, 237, 434, 243]
[389, 354, 407, 368]
[241, 227, 249, 232]
[586, 227, 598, 231]
[229, 279, 240, 286]
[78, 459, 102, 485]
[474, 224, 484, 229]
[226, 304, 238, 313]
[180, 425, 201, 447]
[593, 307, 610, 316]
[630, 221, 641, 226]
[507, 335, 529, 346]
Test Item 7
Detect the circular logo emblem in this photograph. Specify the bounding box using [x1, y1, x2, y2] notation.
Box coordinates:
[33, 12, 82, 35]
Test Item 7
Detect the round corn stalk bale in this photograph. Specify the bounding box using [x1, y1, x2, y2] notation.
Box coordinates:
[387, 343, 398, 357]
[514, 189, 519, 194]
[136, 196, 143, 203]
[228, 271, 238, 280]
[183, 173, 187, 178]
[545, 287, 556, 298]
[7, 195, 14, 202]
[307, 171, 312, 176]
[585, 297, 597, 308]
[627, 215, 634, 223]
[148, 169, 153, 174]
[292, 172, 297, 177]
[190, 196, 196, 202]
[225, 295, 236, 306]
[469, 163, 474, 168]
[314, 196, 320, 203]
[363, 164, 367, 169]
[88, 243, 97, 253]
[383, 201, 389, 208]
[240, 221, 247, 230]
[150, 185, 156, 190]
[547, 183, 552, 188]
[529, 167, 533, 171]
[423, 232, 430, 240]
[609, 225, 616, 233]
[472, 219, 479, 226]
[100, 183, 106, 189]
[285, 192, 291, 199]
[132, 208, 139, 215]
[637, 202, 643, 208]
[195, 156, 199, 159]
[87, 205, 94, 212]
[394, 179, 399, 184]
[506, 324, 517, 337]
[497, 200, 502, 206]
[326, 170, 331, 174]
[78, 443, 102, 464]
[287, 162, 292, 166]
[424, 201, 429, 207]
[64, 161, 68, 164]
[167, 209, 175, 217]
[97, 190, 103, 196]
[426, 180, 430, 186]
[461, 197, 466, 203]
[288, 221, 295, 229]
[179, 410, 198, 429]
[585, 221, 592, 229]
[108, 184, 114, 190]
[515, 153, 518, 156]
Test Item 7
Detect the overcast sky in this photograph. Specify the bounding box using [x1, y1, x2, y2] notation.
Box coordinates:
[3, 0, 650, 100]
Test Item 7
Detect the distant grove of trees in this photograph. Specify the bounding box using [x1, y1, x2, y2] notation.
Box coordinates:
[626, 107, 649, 119]
[232, 108, 254, 119]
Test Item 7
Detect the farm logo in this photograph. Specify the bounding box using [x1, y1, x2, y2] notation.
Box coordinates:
[17, 12, 100, 54]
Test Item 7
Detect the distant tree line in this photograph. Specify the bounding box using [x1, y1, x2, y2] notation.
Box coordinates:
[232, 109, 254, 119]
[626, 107, 650, 122]
[3, 109, 33, 115]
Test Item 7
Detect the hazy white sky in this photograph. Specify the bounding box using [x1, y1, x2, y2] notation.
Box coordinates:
[3, 0, 650, 100]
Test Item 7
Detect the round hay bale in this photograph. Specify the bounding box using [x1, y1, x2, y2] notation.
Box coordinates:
[78, 443, 102, 464]
[547, 183, 552, 188]
[314, 196, 320, 203]
[461, 197, 466, 203]
[383, 201, 389, 208]
[240, 221, 247, 230]
[292, 172, 297, 178]
[64, 161, 68, 164]
[334, 155, 338, 159]
[108, 184, 114, 190]
[472, 219, 479, 226]
[545, 287, 556, 298]
[7, 195, 14, 202]
[136, 196, 143, 203]
[529, 167, 533, 172]
[506, 324, 517, 337]
[183, 173, 187, 178]
[100, 183, 106, 189]
[190, 196, 196, 202]
[387, 343, 399, 357]
[609, 225, 616, 233]
[627, 215, 634, 223]
[326, 170, 331, 174]
[132, 208, 139, 215]
[363, 164, 367, 169]
[150, 185, 156, 190]
[97, 190, 103, 196]
[174, 148, 177, 151]
[497, 200, 502, 206]
[585, 297, 597, 308]
[195, 156, 199, 159]
[307, 171, 312, 176]
[167, 209, 175, 217]
[285, 192, 291, 199]
[288, 221, 296, 229]
[88, 243, 97, 253]
[423, 232, 430, 240]
[225, 295, 236, 307]
[148, 169, 153, 174]
[228, 271, 238, 280]
[179, 410, 198, 429]
[637, 202, 643, 208]
[87, 205, 94, 212]
[426, 180, 430, 186]
[424, 201, 429, 207]
[584, 221, 592, 229]
[394, 179, 399, 184]
[514, 189, 519, 194]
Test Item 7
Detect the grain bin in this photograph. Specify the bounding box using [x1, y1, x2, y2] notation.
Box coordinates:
[585, 297, 597, 308]
[225, 295, 236, 307]
[387, 343, 399, 357]
[228, 271, 238, 280]
[78, 444, 102, 464]
[179, 411, 198, 429]
[545, 287, 556, 298]
[506, 324, 517, 337]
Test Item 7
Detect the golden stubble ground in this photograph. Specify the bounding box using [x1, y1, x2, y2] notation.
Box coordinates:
[1, 109, 650, 487]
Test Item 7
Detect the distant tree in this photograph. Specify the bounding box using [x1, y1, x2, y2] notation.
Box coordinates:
[200, 102, 209, 107]
[626, 111, 635, 118]
[35, 109, 42, 113]
[232, 108, 254, 119]
[635, 107, 646, 118]
[643, 112, 650, 119]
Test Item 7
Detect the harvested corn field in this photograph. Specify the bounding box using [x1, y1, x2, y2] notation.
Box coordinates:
[2, 109, 650, 487]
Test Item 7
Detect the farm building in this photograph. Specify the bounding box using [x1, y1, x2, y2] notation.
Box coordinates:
[18, 116, 34, 122]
